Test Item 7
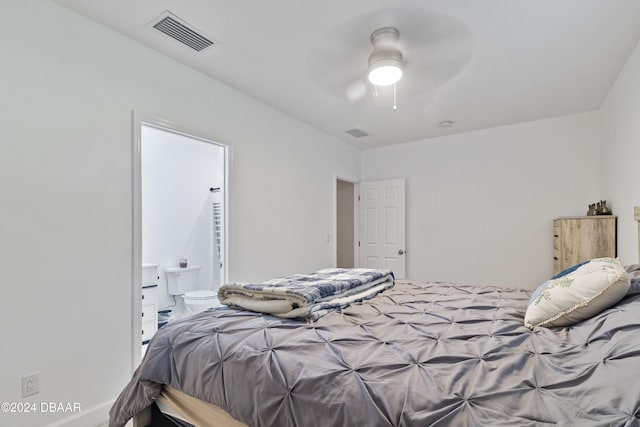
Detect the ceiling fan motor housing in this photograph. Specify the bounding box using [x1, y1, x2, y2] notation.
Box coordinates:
[368, 50, 403, 70]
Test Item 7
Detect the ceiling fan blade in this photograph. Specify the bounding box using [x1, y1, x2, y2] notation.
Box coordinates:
[345, 79, 368, 102]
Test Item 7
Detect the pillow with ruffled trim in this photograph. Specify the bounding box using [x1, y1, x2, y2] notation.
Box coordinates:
[525, 258, 630, 329]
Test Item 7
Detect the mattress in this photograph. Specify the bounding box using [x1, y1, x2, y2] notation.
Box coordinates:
[110, 279, 640, 427]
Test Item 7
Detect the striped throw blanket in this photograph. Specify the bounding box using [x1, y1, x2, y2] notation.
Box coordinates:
[218, 268, 395, 320]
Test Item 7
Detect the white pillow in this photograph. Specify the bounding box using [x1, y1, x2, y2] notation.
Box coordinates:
[524, 258, 630, 329]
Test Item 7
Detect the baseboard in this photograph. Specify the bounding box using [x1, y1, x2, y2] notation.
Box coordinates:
[44, 400, 112, 427]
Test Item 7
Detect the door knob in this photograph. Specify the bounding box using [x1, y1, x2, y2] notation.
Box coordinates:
[398, 250, 405, 255]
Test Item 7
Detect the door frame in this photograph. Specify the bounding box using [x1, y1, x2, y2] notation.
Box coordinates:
[333, 174, 360, 268]
[131, 111, 231, 369]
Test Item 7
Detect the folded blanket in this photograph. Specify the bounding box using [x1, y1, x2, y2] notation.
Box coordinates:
[218, 268, 395, 320]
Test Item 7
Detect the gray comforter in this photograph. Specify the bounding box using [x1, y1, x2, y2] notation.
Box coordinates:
[110, 280, 640, 426]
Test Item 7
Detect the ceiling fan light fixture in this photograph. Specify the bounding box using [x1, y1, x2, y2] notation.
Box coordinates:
[367, 27, 403, 87]
[368, 53, 403, 86]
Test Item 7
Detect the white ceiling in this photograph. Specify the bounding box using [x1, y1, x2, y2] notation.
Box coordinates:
[56, 0, 640, 149]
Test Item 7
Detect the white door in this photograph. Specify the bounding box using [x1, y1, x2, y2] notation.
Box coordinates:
[359, 179, 406, 278]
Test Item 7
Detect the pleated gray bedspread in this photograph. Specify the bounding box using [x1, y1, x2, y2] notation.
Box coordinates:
[109, 280, 640, 427]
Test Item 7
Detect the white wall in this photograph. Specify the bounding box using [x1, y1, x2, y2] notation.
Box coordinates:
[599, 39, 640, 266]
[0, 1, 359, 426]
[142, 125, 224, 308]
[361, 112, 602, 289]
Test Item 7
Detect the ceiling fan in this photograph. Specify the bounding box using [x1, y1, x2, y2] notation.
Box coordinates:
[307, 8, 473, 109]
[348, 26, 404, 109]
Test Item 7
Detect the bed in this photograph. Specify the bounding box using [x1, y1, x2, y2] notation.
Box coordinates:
[110, 210, 640, 427]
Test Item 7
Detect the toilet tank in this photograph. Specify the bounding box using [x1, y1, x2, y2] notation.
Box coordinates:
[166, 265, 201, 295]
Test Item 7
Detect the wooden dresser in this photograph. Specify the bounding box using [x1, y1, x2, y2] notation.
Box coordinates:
[553, 216, 617, 275]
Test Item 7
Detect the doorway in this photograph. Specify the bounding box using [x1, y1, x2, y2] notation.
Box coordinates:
[336, 179, 356, 268]
[141, 124, 226, 303]
[132, 118, 228, 366]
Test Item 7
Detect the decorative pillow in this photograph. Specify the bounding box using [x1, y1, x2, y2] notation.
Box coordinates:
[524, 258, 630, 329]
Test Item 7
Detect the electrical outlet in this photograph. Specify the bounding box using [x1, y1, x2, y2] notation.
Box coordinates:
[22, 372, 39, 397]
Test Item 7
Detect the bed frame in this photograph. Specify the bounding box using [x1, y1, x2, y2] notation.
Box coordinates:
[134, 206, 640, 427]
[149, 403, 191, 427]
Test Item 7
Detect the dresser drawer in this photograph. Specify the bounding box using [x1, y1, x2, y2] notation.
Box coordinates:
[142, 264, 159, 287]
[141, 304, 156, 322]
[142, 285, 158, 304]
[141, 320, 156, 344]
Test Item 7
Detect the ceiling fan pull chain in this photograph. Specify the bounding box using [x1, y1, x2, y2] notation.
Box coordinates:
[393, 83, 398, 111]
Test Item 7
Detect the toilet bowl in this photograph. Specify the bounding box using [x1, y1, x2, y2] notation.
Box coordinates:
[165, 265, 220, 317]
[182, 290, 220, 314]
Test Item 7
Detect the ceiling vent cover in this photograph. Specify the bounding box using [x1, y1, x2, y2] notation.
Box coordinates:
[150, 11, 214, 52]
[345, 128, 369, 138]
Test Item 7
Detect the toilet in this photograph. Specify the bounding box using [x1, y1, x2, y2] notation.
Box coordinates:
[165, 265, 220, 316]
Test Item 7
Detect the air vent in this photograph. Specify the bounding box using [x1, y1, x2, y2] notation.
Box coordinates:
[345, 128, 369, 138]
[150, 12, 214, 52]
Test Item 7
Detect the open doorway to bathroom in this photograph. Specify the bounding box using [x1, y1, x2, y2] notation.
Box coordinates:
[133, 119, 228, 363]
